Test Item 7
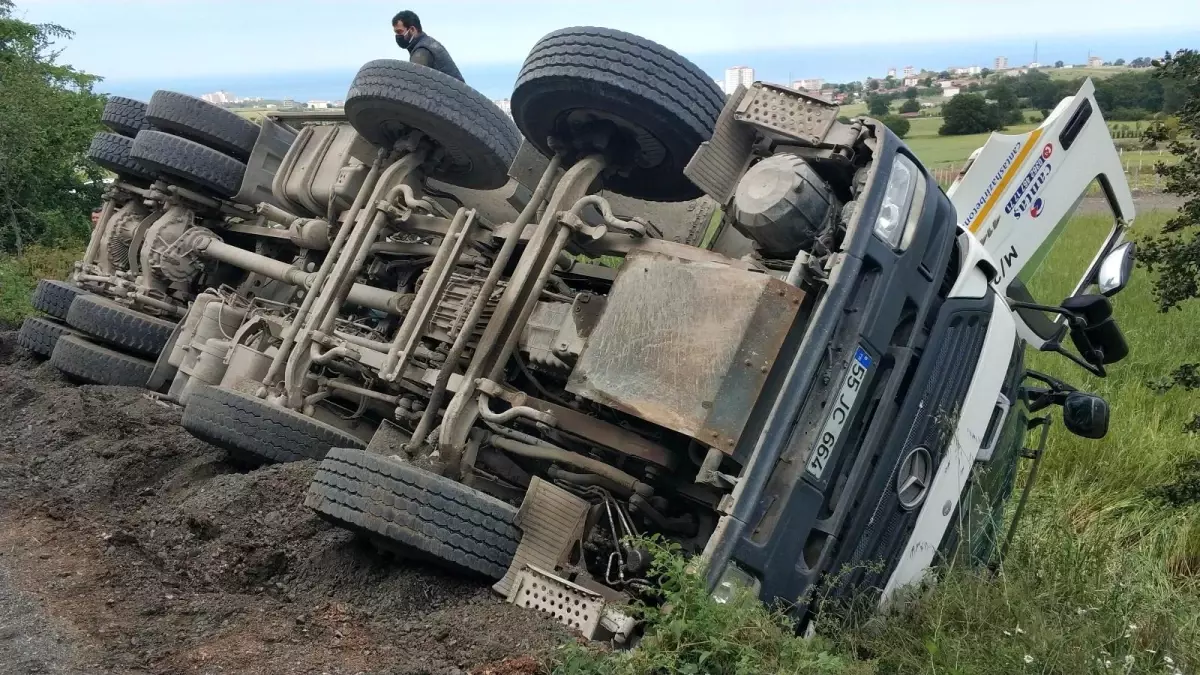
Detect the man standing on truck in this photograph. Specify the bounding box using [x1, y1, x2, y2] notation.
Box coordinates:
[392, 10, 465, 83]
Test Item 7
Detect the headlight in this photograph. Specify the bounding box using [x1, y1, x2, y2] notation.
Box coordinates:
[873, 154, 921, 249]
[711, 562, 761, 604]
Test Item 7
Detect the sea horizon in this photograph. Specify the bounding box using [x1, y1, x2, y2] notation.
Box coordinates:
[98, 29, 1200, 102]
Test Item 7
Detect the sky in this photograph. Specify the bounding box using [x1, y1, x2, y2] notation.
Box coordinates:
[14, 0, 1200, 100]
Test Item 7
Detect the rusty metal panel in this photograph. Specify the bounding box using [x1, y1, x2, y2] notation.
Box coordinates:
[566, 250, 803, 453]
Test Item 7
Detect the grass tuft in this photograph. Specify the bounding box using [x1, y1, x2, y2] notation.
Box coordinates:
[0, 244, 82, 326]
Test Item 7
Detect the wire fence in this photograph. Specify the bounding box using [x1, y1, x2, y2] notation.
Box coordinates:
[931, 148, 1173, 193]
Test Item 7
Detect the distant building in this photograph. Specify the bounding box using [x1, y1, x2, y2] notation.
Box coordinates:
[307, 100, 331, 109]
[724, 66, 754, 95]
[942, 87, 961, 98]
[994, 56, 1008, 70]
[493, 98, 512, 117]
[937, 80, 955, 88]
[1002, 68, 1029, 77]
[903, 77, 920, 88]
[903, 66, 915, 77]
[887, 67, 897, 78]
[1029, 62, 1042, 69]
[1087, 55, 1103, 68]
[282, 98, 295, 109]
[200, 90, 235, 105]
[792, 77, 824, 92]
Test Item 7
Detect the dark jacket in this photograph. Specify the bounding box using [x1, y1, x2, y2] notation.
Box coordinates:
[398, 33, 465, 82]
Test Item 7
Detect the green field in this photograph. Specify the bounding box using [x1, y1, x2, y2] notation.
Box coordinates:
[1045, 65, 1136, 80]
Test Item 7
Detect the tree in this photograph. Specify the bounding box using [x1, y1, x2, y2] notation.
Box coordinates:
[868, 78, 880, 91]
[899, 98, 921, 114]
[921, 76, 933, 87]
[880, 114, 910, 138]
[1115, 58, 1126, 66]
[1055, 60, 1065, 68]
[939, 93, 1001, 135]
[938, 70, 952, 80]
[867, 95, 891, 116]
[0, 0, 105, 253]
[1136, 50, 1200, 313]
[904, 87, 919, 100]
[1134, 50, 1200, 428]
[1131, 57, 1153, 68]
[988, 81, 1019, 112]
[980, 67, 992, 78]
[884, 75, 897, 90]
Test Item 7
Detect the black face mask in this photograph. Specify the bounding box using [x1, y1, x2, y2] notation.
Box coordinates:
[395, 28, 413, 49]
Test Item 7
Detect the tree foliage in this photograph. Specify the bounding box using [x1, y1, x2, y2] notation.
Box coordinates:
[939, 93, 1001, 135]
[0, 0, 105, 253]
[899, 98, 921, 114]
[880, 114, 910, 138]
[1135, 50, 1200, 312]
[867, 95, 890, 116]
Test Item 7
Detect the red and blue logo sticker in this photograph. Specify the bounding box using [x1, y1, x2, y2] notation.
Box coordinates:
[1030, 198, 1044, 218]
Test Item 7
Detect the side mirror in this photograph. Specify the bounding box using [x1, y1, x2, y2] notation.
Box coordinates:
[1061, 294, 1129, 366]
[1062, 391, 1109, 439]
[1097, 241, 1135, 297]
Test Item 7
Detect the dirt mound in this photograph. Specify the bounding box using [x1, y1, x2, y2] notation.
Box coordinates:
[0, 329, 566, 674]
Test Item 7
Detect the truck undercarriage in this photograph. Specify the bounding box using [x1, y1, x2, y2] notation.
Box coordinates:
[20, 24, 1140, 643]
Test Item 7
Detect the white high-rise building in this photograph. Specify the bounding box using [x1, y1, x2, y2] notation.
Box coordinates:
[724, 66, 754, 95]
[200, 90, 235, 105]
[903, 66, 915, 77]
[493, 98, 512, 117]
[792, 77, 824, 92]
[994, 56, 1009, 70]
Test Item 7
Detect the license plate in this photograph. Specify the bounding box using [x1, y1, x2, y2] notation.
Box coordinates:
[806, 346, 874, 480]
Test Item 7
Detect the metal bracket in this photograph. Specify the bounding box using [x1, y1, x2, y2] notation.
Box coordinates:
[734, 82, 840, 146]
[505, 564, 637, 642]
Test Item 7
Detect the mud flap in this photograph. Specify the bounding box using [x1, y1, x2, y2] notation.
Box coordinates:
[492, 477, 590, 598]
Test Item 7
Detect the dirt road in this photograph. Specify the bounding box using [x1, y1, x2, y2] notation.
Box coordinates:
[0, 330, 565, 675]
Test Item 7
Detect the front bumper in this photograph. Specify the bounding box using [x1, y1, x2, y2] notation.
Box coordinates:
[704, 125, 995, 620]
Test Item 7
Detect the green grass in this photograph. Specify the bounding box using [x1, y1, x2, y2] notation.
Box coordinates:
[554, 209, 1200, 674]
[1045, 66, 1135, 81]
[905, 121, 1041, 168]
[0, 245, 82, 326]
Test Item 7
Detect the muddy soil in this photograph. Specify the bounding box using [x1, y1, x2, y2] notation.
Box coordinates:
[0, 330, 566, 675]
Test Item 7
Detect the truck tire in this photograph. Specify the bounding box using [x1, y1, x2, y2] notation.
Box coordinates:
[305, 447, 520, 580]
[345, 59, 518, 190]
[181, 384, 365, 466]
[50, 335, 154, 388]
[145, 90, 259, 160]
[87, 132, 157, 183]
[101, 96, 151, 138]
[65, 295, 175, 358]
[17, 316, 83, 358]
[131, 130, 246, 198]
[31, 279, 86, 321]
[512, 26, 724, 202]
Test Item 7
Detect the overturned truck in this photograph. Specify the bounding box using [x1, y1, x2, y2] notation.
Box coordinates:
[166, 27, 1136, 638]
